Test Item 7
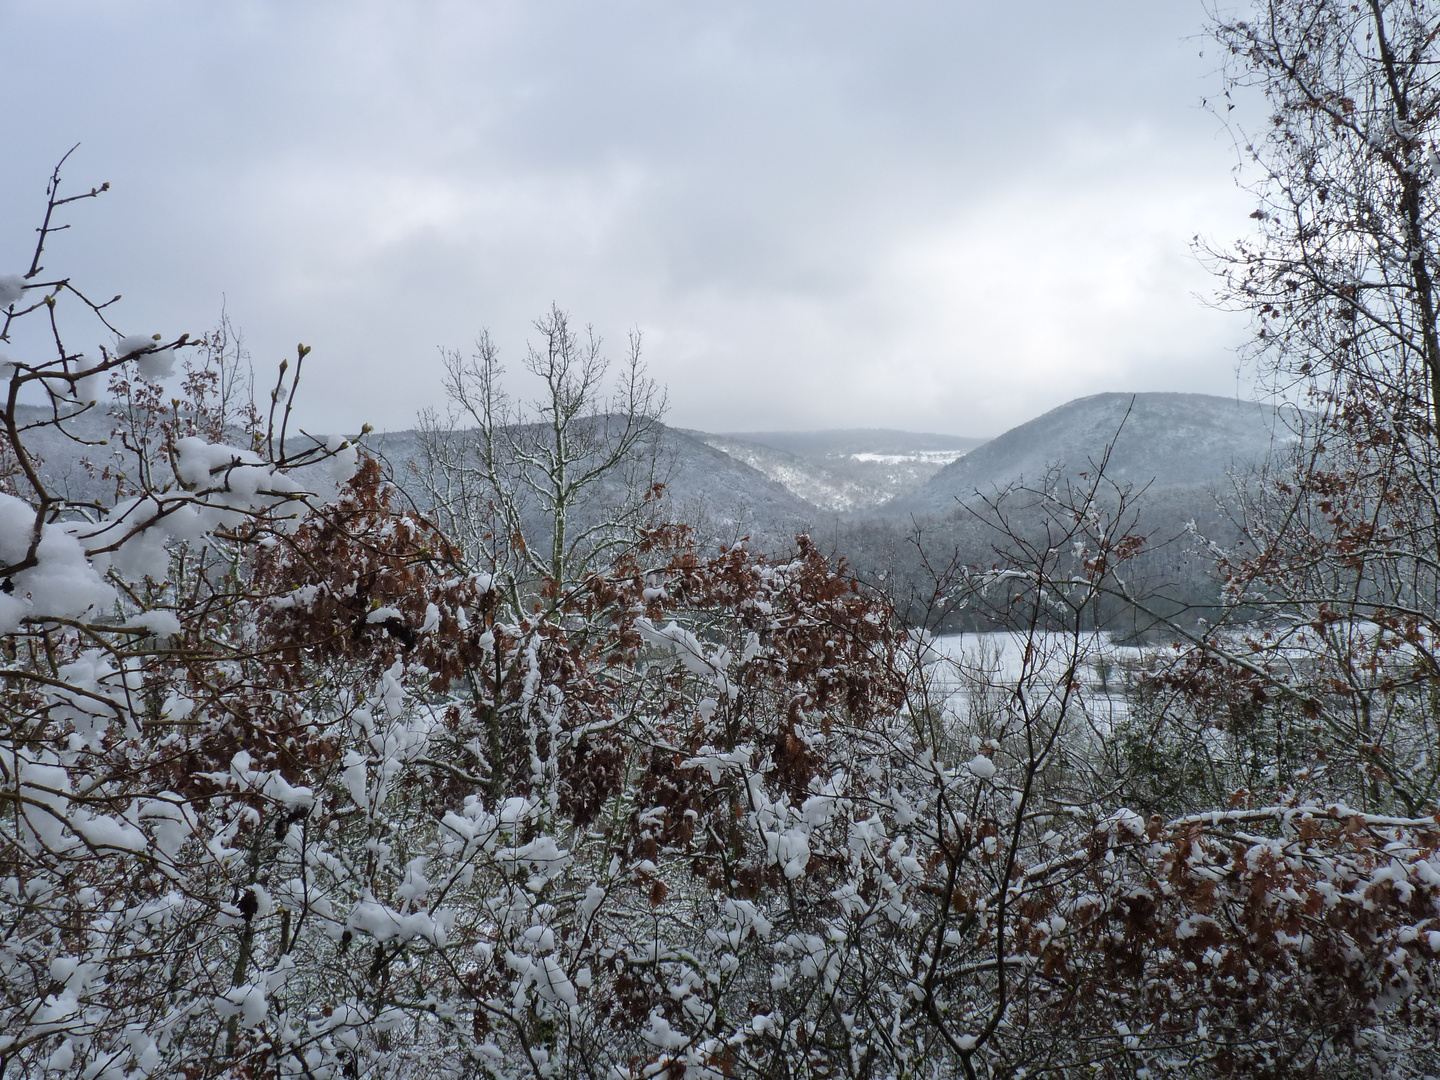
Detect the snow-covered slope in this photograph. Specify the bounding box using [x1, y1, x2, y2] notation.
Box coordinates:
[7, 402, 821, 554]
[685, 429, 986, 511]
[875, 393, 1296, 519]
[16, 394, 1296, 563]
[369, 422, 821, 553]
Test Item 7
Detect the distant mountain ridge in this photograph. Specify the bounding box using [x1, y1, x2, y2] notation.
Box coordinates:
[721, 429, 984, 457]
[684, 428, 986, 512]
[13, 393, 1296, 569]
[7, 391, 1304, 635]
[875, 392, 1296, 520]
[819, 392, 1303, 629]
[368, 423, 820, 552]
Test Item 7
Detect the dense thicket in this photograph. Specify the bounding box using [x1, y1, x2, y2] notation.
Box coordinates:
[14, 12, 1440, 1068]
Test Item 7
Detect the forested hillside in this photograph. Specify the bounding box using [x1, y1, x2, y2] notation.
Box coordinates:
[878, 392, 1291, 515]
[688, 428, 984, 511]
[364, 393, 1289, 634]
[841, 392, 1298, 632]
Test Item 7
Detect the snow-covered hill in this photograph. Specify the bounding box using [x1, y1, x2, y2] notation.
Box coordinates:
[874, 393, 1296, 520]
[369, 422, 821, 553]
[684, 428, 986, 511]
[16, 393, 1298, 564]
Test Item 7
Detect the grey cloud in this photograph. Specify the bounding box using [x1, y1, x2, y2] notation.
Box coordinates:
[0, 0, 1253, 437]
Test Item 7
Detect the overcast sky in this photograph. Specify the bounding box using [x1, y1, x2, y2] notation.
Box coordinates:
[0, 1, 1258, 438]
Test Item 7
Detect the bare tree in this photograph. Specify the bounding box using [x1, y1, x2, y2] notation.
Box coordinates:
[1207, 0, 1440, 429]
[1172, 2, 1440, 818]
[416, 306, 666, 606]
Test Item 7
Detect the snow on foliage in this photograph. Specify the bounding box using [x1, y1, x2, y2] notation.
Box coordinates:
[4, 159, 1440, 1080]
[0, 273, 25, 308]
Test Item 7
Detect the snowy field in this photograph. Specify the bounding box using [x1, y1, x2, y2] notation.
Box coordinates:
[919, 630, 1148, 734]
